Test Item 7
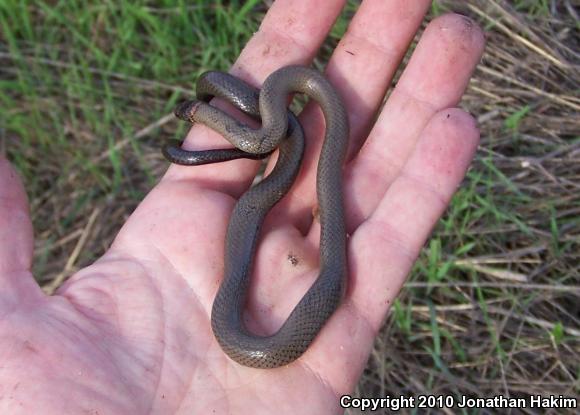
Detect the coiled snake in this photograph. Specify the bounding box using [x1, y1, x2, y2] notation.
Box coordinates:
[163, 66, 349, 368]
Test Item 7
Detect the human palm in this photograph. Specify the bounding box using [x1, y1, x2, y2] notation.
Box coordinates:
[0, 1, 484, 414]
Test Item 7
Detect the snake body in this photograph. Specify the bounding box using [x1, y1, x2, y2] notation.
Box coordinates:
[163, 66, 349, 368]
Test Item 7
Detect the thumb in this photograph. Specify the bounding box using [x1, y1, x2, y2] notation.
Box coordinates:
[0, 156, 40, 304]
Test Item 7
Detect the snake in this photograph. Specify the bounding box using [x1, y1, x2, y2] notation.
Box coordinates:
[162, 66, 349, 368]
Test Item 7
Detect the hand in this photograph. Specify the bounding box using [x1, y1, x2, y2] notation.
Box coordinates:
[0, 1, 484, 414]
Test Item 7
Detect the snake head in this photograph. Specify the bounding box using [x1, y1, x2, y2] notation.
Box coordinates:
[174, 100, 202, 123]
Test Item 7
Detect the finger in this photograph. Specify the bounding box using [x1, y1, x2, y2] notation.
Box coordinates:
[351, 109, 479, 332]
[305, 109, 480, 393]
[0, 157, 41, 306]
[270, 0, 432, 230]
[0, 157, 33, 272]
[164, 0, 346, 197]
[344, 13, 485, 230]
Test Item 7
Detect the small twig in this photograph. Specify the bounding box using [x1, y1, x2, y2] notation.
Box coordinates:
[36, 229, 84, 255]
[453, 244, 547, 263]
[410, 301, 580, 349]
[487, 306, 580, 338]
[91, 112, 175, 165]
[454, 262, 529, 282]
[43, 207, 101, 294]
[405, 282, 580, 293]
[410, 302, 501, 313]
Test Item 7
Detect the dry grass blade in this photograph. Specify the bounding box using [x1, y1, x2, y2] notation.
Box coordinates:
[468, 1, 570, 69]
[43, 207, 101, 295]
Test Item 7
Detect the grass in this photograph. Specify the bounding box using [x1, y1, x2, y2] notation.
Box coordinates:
[1, 0, 579, 412]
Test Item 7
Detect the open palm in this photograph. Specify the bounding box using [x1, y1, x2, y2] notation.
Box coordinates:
[0, 1, 484, 414]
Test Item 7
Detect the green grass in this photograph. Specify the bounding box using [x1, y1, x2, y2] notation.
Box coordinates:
[2, 0, 579, 407]
[513, 0, 550, 16]
[0, 1, 269, 276]
[1, 0, 263, 194]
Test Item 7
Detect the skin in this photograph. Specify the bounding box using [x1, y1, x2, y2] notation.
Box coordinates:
[0, 1, 485, 414]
